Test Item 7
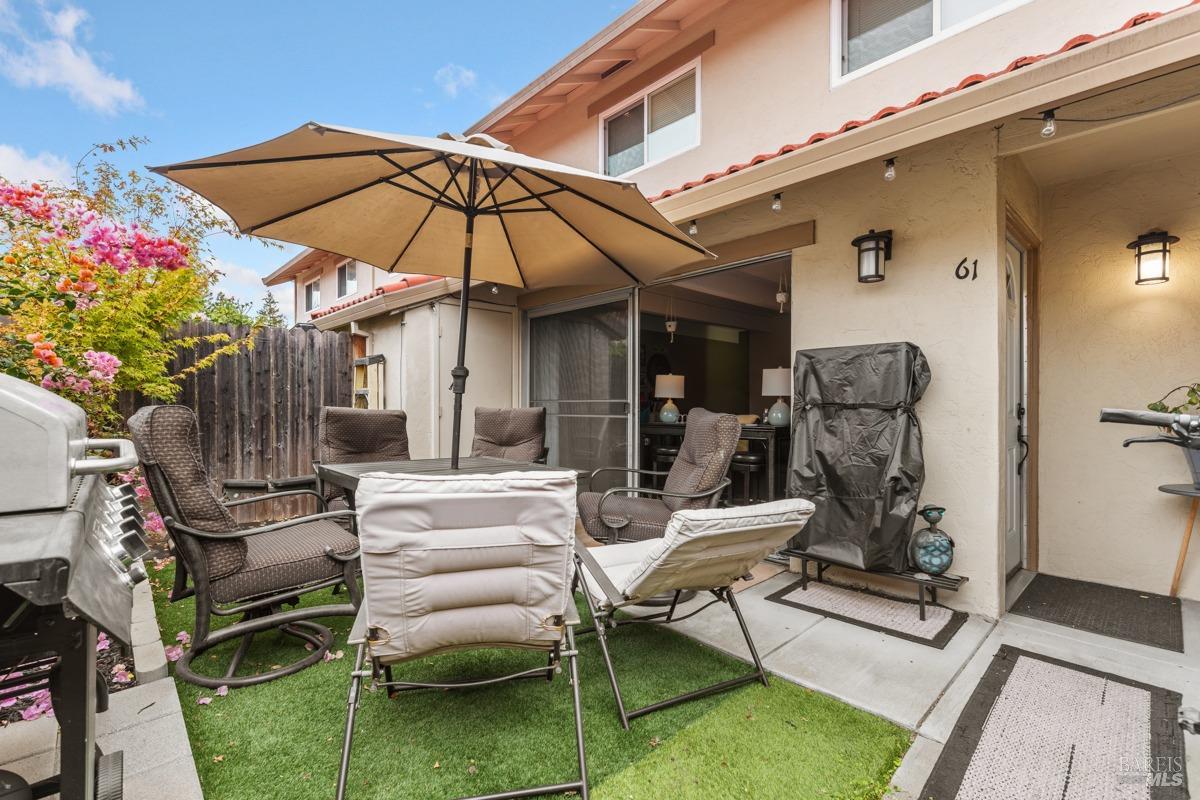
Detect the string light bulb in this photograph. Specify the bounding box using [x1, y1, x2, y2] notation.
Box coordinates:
[490, 283, 500, 295]
[1040, 110, 1057, 138]
[771, 193, 783, 213]
[883, 158, 896, 182]
[687, 220, 698, 236]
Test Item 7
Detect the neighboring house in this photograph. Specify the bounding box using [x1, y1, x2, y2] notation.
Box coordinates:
[267, 0, 1200, 618]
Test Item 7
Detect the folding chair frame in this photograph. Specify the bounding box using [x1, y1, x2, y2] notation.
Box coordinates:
[336, 626, 589, 800]
[573, 547, 769, 730]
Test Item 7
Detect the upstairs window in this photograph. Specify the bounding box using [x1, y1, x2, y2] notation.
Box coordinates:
[304, 278, 320, 312]
[603, 67, 698, 176]
[841, 0, 1012, 76]
[336, 260, 357, 298]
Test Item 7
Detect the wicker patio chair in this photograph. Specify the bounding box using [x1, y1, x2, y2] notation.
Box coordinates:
[128, 405, 361, 688]
[337, 469, 587, 800]
[575, 498, 815, 729]
[311, 406, 411, 508]
[469, 406, 548, 463]
[577, 408, 740, 543]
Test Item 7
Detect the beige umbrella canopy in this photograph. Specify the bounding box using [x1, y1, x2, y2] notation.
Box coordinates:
[152, 122, 711, 466]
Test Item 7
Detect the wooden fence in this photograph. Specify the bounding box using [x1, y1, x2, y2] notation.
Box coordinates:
[120, 321, 353, 521]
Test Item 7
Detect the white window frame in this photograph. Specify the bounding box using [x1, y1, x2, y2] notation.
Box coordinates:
[336, 259, 357, 298]
[303, 276, 320, 312]
[596, 58, 702, 179]
[831, 0, 1033, 86]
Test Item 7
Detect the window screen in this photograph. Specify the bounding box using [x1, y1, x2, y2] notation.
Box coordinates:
[337, 261, 357, 297]
[305, 281, 320, 311]
[605, 103, 645, 176]
[844, 0, 932, 73]
[648, 72, 696, 133]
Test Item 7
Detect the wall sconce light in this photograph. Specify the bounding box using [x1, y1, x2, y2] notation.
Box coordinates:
[851, 229, 893, 283]
[883, 158, 896, 182]
[771, 193, 783, 213]
[1128, 230, 1178, 285]
[687, 220, 699, 236]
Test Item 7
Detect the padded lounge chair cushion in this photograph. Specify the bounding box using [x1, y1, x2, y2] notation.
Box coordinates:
[581, 498, 816, 605]
[660, 408, 741, 512]
[470, 406, 546, 462]
[577, 491, 673, 542]
[209, 519, 359, 603]
[354, 470, 578, 664]
[128, 405, 246, 579]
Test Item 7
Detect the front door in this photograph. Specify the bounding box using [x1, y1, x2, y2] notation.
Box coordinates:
[527, 292, 635, 487]
[1004, 238, 1029, 576]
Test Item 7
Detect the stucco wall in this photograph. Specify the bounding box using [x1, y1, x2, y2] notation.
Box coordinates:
[507, 0, 1178, 199]
[788, 128, 1004, 618]
[1038, 153, 1200, 600]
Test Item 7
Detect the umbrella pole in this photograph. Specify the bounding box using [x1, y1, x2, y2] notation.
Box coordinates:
[449, 160, 479, 470]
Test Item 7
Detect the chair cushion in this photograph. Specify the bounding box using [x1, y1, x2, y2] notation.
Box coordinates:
[577, 491, 672, 542]
[209, 519, 359, 604]
[618, 499, 816, 602]
[319, 407, 411, 499]
[661, 408, 741, 512]
[470, 407, 546, 462]
[576, 539, 660, 606]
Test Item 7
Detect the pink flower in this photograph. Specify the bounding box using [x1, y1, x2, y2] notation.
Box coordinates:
[176, 630, 191, 645]
[111, 664, 134, 684]
[96, 632, 110, 652]
[164, 645, 183, 663]
[144, 512, 164, 533]
[215, 685, 228, 697]
[196, 696, 212, 706]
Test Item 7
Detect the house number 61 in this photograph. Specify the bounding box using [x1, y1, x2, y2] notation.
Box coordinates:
[955, 258, 978, 281]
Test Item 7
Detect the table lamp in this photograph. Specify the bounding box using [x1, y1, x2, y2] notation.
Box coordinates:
[762, 367, 791, 427]
[655, 374, 684, 423]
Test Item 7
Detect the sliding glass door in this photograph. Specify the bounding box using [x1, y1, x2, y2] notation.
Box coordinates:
[527, 292, 634, 488]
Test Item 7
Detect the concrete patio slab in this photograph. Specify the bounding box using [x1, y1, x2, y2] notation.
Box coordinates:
[885, 734, 943, 799]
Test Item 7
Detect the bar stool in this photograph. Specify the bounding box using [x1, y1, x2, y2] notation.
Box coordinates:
[653, 446, 679, 488]
[728, 451, 765, 505]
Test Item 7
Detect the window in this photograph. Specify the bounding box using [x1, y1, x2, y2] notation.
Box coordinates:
[841, 0, 1011, 75]
[304, 278, 320, 312]
[336, 260, 357, 298]
[603, 68, 698, 176]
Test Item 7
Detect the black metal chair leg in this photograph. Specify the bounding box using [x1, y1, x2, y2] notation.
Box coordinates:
[565, 626, 589, 800]
[335, 643, 367, 800]
[224, 631, 256, 679]
[577, 580, 630, 730]
[727, 590, 769, 687]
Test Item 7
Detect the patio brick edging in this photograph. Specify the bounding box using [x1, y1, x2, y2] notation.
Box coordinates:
[130, 580, 169, 683]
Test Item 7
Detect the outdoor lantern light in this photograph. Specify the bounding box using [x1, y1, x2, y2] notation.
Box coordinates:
[851, 229, 892, 283]
[1040, 110, 1057, 138]
[883, 158, 896, 182]
[771, 193, 783, 213]
[1128, 230, 1178, 285]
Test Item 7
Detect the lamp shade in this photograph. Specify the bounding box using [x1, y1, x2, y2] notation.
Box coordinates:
[762, 368, 791, 397]
[655, 374, 684, 399]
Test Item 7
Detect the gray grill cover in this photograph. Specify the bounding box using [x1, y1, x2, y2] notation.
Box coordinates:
[785, 342, 930, 572]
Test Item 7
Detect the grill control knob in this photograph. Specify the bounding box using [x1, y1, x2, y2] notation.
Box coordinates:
[127, 561, 148, 585]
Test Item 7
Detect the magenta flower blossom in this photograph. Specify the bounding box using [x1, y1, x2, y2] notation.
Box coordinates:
[196, 696, 212, 706]
[164, 644, 183, 663]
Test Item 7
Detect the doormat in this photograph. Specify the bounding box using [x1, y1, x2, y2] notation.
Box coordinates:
[920, 646, 1188, 800]
[1010, 574, 1184, 653]
[764, 578, 968, 649]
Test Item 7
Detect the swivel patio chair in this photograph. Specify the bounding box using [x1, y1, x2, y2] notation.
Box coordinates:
[469, 405, 548, 463]
[577, 408, 740, 544]
[337, 469, 587, 800]
[574, 498, 815, 729]
[128, 405, 361, 688]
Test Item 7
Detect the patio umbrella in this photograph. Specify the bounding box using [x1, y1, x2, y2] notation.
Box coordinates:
[152, 122, 711, 467]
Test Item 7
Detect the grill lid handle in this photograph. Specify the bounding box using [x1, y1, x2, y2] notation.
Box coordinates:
[70, 438, 138, 476]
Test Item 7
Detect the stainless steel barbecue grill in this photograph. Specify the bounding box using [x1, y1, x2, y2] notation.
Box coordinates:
[0, 374, 149, 800]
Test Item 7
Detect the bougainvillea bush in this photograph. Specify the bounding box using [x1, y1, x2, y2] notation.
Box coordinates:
[0, 141, 248, 431]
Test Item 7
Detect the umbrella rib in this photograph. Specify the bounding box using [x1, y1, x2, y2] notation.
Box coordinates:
[383, 179, 463, 212]
[386, 157, 470, 271]
[377, 154, 465, 211]
[244, 168, 407, 233]
[483, 188, 567, 212]
[506, 171, 640, 285]
[439, 154, 471, 207]
[475, 165, 515, 209]
[481, 169, 527, 289]
[151, 147, 425, 173]
[524, 167, 710, 257]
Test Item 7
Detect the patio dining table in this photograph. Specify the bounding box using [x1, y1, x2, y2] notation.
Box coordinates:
[316, 456, 567, 509]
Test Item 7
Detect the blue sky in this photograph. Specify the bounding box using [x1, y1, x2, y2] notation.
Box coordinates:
[0, 1, 634, 319]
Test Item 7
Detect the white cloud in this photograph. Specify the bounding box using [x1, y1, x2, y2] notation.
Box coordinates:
[0, 142, 71, 184]
[209, 257, 293, 325]
[0, 4, 142, 114]
[434, 63, 476, 98]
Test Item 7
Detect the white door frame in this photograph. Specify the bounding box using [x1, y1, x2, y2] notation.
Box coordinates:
[1003, 235, 1030, 578]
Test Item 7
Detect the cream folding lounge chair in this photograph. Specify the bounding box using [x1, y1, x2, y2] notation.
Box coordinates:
[575, 498, 815, 729]
[336, 470, 588, 800]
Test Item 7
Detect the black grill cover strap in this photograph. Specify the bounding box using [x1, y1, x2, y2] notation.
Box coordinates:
[786, 342, 930, 573]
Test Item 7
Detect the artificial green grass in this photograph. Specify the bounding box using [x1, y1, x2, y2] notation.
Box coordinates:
[149, 563, 909, 799]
